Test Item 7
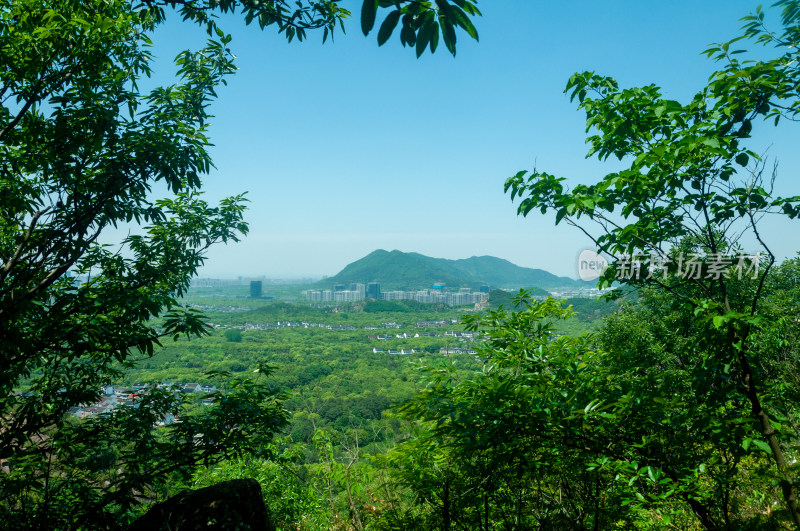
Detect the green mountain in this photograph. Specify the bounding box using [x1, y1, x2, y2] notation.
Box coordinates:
[321, 250, 585, 290]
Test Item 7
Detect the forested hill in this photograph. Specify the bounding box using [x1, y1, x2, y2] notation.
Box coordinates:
[321, 249, 585, 290]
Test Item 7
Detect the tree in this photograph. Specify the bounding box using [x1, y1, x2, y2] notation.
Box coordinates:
[386, 284, 799, 528]
[505, 1, 800, 526]
[386, 296, 623, 529]
[591, 265, 800, 528]
[224, 328, 244, 342]
[0, 0, 480, 528]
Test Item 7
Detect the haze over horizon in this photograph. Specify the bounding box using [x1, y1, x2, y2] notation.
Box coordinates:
[194, 248, 584, 281]
[135, 1, 798, 279]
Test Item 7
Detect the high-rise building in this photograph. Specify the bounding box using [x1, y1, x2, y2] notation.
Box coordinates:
[249, 280, 262, 298]
[366, 282, 381, 299]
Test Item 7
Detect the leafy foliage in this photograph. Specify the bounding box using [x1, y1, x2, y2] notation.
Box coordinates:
[385, 294, 629, 528]
[224, 328, 244, 342]
[360, 0, 480, 57]
[384, 277, 799, 528]
[0, 3, 248, 524]
[502, 2, 800, 527]
[0, 0, 480, 528]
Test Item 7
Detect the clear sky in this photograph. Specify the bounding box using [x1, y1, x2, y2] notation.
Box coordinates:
[144, 1, 799, 279]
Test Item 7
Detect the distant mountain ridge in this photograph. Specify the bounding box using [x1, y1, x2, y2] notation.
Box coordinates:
[320, 250, 585, 290]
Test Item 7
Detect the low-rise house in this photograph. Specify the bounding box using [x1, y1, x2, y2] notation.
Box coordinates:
[440, 347, 479, 355]
[96, 396, 116, 410]
[200, 384, 216, 393]
[115, 387, 135, 399]
[182, 383, 201, 393]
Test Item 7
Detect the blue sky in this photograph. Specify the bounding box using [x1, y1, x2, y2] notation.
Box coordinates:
[146, 1, 799, 279]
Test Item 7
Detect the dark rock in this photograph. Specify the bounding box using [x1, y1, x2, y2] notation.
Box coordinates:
[129, 478, 274, 531]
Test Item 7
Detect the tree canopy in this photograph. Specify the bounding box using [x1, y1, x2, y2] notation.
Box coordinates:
[0, 0, 480, 527]
[501, 1, 800, 526]
[4, 0, 800, 528]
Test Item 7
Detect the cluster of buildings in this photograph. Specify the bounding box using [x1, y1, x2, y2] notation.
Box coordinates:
[68, 382, 219, 420]
[371, 348, 422, 355]
[366, 328, 481, 355]
[208, 320, 359, 332]
[368, 346, 478, 356]
[382, 288, 487, 305]
[439, 347, 479, 355]
[203, 318, 463, 333]
[416, 318, 461, 327]
[368, 330, 478, 340]
[303, 282, 489, 306]
[191, 276, 318, 288]
[303, 282, 368, 302]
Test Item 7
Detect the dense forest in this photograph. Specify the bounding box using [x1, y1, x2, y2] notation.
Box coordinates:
[2, 0, 799, 529]
[110, 289, 629, 529]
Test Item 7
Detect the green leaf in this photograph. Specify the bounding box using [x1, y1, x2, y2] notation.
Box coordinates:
[361, 0, 378, 36]
[449, 4, 479, 41]
[735, 152, 749, 166]
[438, 11, 457, 55]
[429, 22, 440, 53]
[416, 18, 434, 57]
[752, 439, 772, 454]
[377, 10, 400, 46]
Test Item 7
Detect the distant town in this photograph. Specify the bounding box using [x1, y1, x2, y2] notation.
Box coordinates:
[68, 382, 218, 422]
[301, 282, 490, 305]
[189, 276, 610, 302]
